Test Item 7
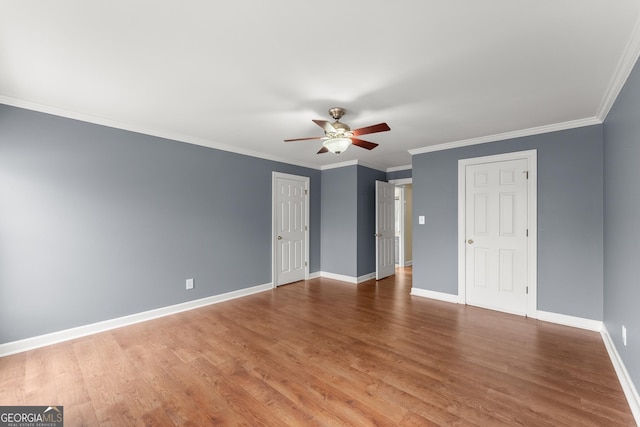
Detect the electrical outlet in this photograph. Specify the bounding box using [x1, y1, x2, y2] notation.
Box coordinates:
[622, 325, 627, 346]
[186, 278, 194, 290]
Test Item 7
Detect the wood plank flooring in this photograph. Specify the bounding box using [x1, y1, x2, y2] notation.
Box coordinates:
[0, 268, 635, 426]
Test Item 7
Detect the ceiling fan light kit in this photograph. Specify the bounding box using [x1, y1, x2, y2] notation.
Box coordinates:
[323, 137, 352, 154]
[285, 107, 390, 155]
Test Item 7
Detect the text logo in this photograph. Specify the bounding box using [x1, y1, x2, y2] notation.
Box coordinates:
[0, 406, 63, 427]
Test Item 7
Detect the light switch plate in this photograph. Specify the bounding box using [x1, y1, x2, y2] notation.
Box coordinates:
[186, 278, 194, 290]
[419, 215, 425, 225]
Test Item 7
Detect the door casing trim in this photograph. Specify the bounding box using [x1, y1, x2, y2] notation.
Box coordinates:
[457, 150, 538, 317]
[390, 178, 413, 268]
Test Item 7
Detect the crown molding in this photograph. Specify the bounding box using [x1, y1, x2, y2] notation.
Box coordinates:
[0, 96, 323, 171]
[1, 98, 402, 172]
[408, 117, 602, 155]
[320, 159, 385, 172]
[597, 12, 640, 121]
[320, 159, 359, 170]
[386, 164, 412, 172]
[0, 96, 404, 172]
[358, 160, 386, 172]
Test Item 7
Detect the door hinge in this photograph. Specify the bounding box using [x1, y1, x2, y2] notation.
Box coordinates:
[526, 286, 529, 294]
[526, 229, 528, 237]
[523, 171, 529, 179]
[305, 225, 308, 231]
[305, 189, 308, 195]
[305, 261, 308, 267]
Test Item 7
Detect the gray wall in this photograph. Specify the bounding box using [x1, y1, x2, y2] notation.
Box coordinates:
[0, 104, 320, 343]
[319, 164, 385, 278]
[603, 58, 640, 389]
[387, 168, 412, 181]
[320, 165, 358, 276]
[357, 166, 387, 276]
[412, 125, 604, 320]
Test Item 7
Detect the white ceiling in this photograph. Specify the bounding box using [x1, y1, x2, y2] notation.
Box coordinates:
[2, 1, 640, 170]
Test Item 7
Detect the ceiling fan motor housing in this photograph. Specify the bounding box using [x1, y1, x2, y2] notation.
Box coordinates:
[325, 108, 352, 137]
[331, 121, 352, 137]
[328, 107, 346, 120]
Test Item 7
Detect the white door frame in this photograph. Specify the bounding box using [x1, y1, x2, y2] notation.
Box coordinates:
[457, 150, 537, 317]
[272, 172, 310, 288]
[390, 178, 412, 268]
[395, 186, 405, 267]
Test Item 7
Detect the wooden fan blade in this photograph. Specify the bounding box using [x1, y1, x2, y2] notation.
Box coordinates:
[317, 146, 329, 154]
[312, 120, 337, 133]
[284, 136, 323, 142]
[351, 138, 379, 150]
[351, 122, 390, 137]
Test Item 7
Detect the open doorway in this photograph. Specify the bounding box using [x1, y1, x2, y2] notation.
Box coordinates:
[392, 179, 412, 267]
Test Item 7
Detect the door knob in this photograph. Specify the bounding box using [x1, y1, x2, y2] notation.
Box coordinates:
[277, 236, 282, 240]
[467, 239, 474, 244]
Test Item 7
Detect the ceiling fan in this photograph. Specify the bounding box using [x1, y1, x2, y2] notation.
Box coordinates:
[284, 107, 390, 154]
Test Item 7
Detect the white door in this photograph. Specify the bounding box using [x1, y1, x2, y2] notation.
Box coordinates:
[274, 173, 308, 286]
[464, 158, 528, 315]
[376, 180, 396, 280]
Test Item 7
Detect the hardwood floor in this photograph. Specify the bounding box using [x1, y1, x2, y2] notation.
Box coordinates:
[0, 267, 635, 426]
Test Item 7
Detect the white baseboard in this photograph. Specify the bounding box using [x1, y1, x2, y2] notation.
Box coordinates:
[307, 271, 321, 280]
[408, 290, 639, 423]
[317, 271, 376, 284]
[356, 272, 376, 283]
[410, 287, 459, 304]
[404, 260, 413, 267]
[0, 282, 273, 358]
[410, 292, 605, 333]
[3, 278, 636, 426]
[318, 271, 357, 283]
[536, 310, 603, 331]
[601, 326, 640, 424]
